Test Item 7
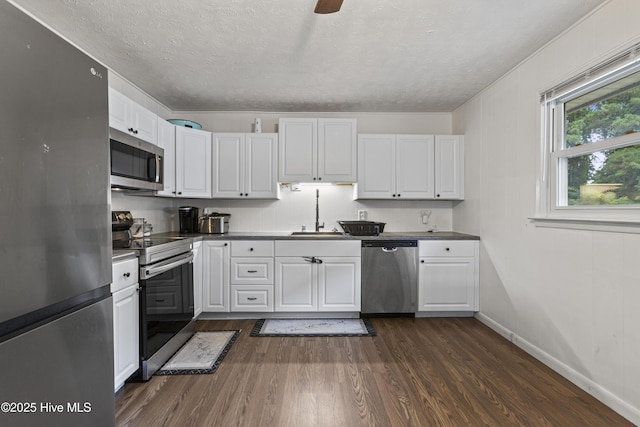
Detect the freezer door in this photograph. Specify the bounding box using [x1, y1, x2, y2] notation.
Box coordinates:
[0, 1, 111, 323]
[0, 298, 115, 427]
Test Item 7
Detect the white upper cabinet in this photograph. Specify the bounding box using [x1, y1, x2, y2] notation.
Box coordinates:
[356, 134, 396, 198]
[357, 134, 434, 199]
[434, 135, 464, 200]
[108, 87, 158, 144]
[395, 135, 435, 199]
[279, 118, 357, 183]
[357, 134, 463, 200]
[317, 119, 357, 182]
[212, 133, 278, 199]
[156, 119, 176, 197]
[175, 126, 212, 198]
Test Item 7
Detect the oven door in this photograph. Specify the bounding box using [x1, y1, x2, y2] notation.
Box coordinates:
[139, 254, 194, 360]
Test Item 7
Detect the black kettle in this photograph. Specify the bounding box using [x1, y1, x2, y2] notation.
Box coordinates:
[178, 206, 199, 234]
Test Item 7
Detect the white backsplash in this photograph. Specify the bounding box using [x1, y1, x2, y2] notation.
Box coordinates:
[112, 185, 453, 233]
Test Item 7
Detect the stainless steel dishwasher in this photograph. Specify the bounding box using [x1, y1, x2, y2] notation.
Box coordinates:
[361, 240, 418, 316]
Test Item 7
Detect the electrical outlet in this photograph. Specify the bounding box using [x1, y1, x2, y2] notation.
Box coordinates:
[420, 209, 431, 224]
[358, 210, 366, 220]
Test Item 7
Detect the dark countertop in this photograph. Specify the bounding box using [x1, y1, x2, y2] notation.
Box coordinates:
[112, 249, 138, 262]
[153, 231, 479, 241]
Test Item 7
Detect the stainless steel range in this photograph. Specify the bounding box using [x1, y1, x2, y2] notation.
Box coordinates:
[112, 211, 195, 380]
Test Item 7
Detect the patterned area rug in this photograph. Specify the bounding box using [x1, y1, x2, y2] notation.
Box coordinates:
[156, 330, 240, 375]
[250, 318, 376, 337]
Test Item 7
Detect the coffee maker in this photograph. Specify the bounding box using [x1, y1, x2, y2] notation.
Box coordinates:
[178, 206, 199, 234]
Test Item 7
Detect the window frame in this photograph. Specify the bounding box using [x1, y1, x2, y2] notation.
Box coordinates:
[537, 53, 640, 230]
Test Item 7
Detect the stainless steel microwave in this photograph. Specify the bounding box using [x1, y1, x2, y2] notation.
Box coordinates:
[110, 128, 163, 191]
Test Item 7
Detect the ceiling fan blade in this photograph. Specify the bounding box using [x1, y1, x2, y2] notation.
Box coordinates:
[314, 0, 343, 14]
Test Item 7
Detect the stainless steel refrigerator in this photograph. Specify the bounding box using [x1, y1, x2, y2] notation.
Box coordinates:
[0, 2, 115, 426]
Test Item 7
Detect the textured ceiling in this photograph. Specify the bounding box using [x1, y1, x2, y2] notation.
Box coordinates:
[9, 0, 605, 112]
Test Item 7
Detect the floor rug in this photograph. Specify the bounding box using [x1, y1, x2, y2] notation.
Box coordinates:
[250, 318, 376, 337]
[156, 330, 240, 375]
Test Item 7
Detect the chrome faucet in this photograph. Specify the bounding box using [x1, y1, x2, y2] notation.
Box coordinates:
[315, 189, 325, 232]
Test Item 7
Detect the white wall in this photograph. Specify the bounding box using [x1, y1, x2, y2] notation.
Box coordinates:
[112, 185, 453, 234]
[452, 0, 640, 423]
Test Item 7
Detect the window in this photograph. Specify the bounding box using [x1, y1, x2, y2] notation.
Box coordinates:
[539, 46, 640, 228]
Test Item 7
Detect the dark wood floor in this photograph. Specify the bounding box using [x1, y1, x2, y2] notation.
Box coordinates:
[115, 318, 632, 426]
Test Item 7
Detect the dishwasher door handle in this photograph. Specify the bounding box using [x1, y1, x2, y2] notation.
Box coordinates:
[382, 247, 398, 253]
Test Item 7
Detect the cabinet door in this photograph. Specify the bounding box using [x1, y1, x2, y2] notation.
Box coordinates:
[202, 241, 230, 312]
[192, 241, 203, 318]
[418, 257, 476, 311]
[246, 133, 278, 198]
[318, 257, 361, 311]
[396, 135, 435, 199]
[176, 126, 212, 198]
[317, 119, 357, 182]
[108, 87, 130, 135]
[129, 101, 158, 144]
[108, 88, 157, 144]
[357, 134, 396, 199]
[275, 257, 317, 311]
[113, 285, 139, 391]
[212, 133, 244, 198]
[278, 118, 317, 182]
[435, 135, 464, 199]
[156, 119, 176, 197]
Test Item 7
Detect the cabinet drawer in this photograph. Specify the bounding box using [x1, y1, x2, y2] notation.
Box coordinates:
[275, 240, 360, 257]
[230, 285, 274, 312]
[419, 240, 476, 257]
[231, 258, 273, 285]
[231, 240, 274, 257]
[111, 258, 138, 293]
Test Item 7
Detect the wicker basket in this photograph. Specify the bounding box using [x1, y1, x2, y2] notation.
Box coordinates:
[338, 221, 386, 236]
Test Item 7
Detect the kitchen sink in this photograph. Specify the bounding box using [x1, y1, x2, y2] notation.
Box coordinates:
[290, 231, 344, 236]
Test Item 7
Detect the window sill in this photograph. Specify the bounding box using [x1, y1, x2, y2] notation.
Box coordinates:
[530, 216, 640, 233]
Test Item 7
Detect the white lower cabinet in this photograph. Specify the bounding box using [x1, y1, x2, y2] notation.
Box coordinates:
[418, 240, 479, 312]
[192, 241, 203, 318]
[111, 257, 139, 392]
[202, 240, 230, 312]
[275, 241, 361, 312]
[230, 240, 274, 312]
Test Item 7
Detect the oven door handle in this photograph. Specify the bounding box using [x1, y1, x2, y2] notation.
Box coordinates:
[141, 252, 194, 280]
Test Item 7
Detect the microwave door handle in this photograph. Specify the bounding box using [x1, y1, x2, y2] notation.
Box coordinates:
[155, 155, 161, 183]
[147, 156, 158, 183]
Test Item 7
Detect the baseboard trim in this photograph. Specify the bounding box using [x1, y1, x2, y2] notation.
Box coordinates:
[475, 313, 640, 426]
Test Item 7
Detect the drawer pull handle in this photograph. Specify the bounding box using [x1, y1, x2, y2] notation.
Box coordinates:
[247, 270, 258, 273]
[247, 297, 258, 301]
[445, 248, 450, 251]
[249, 248, 254, 251]
[155, 299, 165, 302]
[123, 272, 131, 278]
